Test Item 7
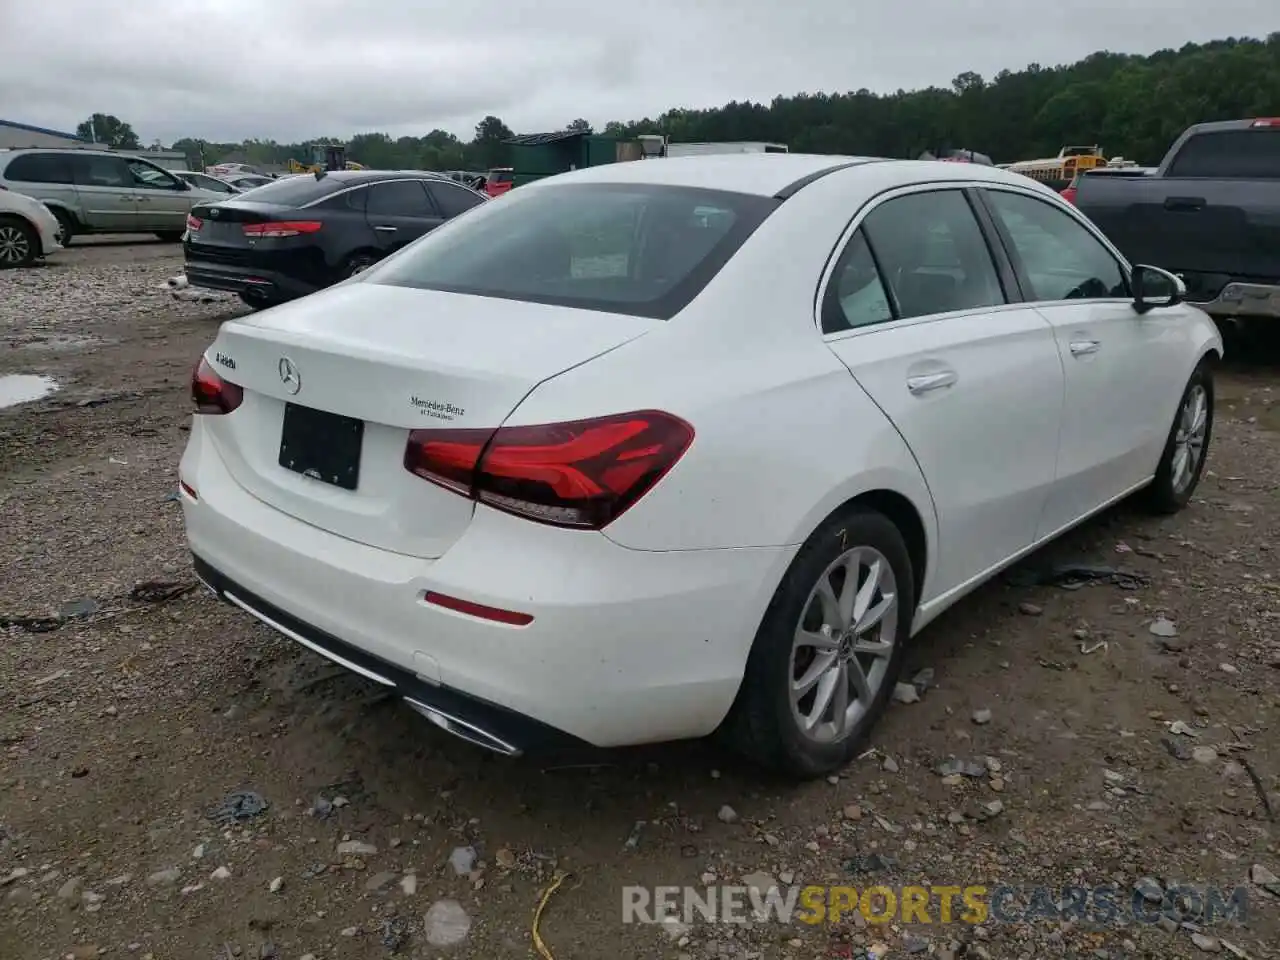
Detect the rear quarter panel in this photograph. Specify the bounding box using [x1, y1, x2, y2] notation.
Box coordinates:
[503, 163, 939, 569]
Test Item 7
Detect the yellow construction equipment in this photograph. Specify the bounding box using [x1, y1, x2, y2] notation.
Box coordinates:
[286, 142, 362, 174]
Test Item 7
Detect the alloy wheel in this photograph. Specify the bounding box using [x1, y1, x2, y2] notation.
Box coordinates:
[1171, 383, 1208, 494]
[0, 225, 31, 265]
[790, 546, 899, 743]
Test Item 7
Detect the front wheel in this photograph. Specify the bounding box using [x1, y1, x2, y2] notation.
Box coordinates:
[0, 217, 40, 268]
[1143, 357, 1214, 514]
[722, 507, 915, 778]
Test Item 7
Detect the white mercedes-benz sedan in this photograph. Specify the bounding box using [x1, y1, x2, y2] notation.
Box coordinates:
[180, 153, 1221, 777]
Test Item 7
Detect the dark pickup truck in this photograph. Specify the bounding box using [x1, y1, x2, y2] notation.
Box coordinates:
[1074, 118, 1280, 329]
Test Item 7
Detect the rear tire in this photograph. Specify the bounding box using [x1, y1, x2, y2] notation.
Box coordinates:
[51, 208, 76, 247]
[722, 507, 916, 778]
[1142, 357, 1214, 515]
[344, 252, 378, 278]
[237, 290, 284, 311]
[0, 216, 40, 268]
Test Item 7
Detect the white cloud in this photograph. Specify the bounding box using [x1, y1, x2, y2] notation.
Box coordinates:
[0, 0, 1269, 144]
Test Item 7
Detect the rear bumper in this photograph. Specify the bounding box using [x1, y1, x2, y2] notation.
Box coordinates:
[184, 259, 317, 300]
[179, 417, 792, 751]
[191, 555, 586, 755]
[1190, 281, 1280, 321]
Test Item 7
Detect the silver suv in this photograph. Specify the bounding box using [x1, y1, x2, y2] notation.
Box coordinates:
[0, 147, 227, 245]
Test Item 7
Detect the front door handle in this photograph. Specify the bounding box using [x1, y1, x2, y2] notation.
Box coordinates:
[134, 196, 149, 202]
[373, 225, 397, 233]
[906, 370, 957, 395]
[1069, 339, 1101, 356]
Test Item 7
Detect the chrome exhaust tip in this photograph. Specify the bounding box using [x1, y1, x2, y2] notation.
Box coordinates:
[404, 698, 522, 757]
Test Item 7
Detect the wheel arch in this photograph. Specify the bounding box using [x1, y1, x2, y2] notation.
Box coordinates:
[772, 471, 935, 628]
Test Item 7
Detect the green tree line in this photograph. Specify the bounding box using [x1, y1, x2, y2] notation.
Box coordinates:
[95, 34, 1280, 172]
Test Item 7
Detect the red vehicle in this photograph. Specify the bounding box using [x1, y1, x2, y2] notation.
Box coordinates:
[484, 168, 514, 197]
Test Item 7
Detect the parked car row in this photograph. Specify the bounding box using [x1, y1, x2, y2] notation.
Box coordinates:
[181, 154, 1219, 776]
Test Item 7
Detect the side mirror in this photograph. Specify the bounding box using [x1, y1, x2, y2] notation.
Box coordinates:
[1131, 264, 1185, 314]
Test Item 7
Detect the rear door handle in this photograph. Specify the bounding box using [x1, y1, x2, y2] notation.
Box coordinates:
[373, 225, 397, 233]
[1163, 196, 1205, 212]
[1069, 339, 1101, 356]
[906, 370, 957, 394]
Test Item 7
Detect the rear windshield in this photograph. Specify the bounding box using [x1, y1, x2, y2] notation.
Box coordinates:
[488, 170, 513, 184]
[228, 175, 351, 205]
[1166, 129, 1280, 179]
[369, 183, 778, 319]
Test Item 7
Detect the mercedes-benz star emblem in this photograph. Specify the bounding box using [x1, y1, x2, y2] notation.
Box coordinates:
[278, 357, 301, 395]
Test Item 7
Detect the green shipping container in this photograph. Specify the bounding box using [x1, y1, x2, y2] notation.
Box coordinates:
[504, 131, 628, 187]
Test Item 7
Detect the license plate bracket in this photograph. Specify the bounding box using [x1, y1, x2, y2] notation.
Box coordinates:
[278, 403, 363, 490]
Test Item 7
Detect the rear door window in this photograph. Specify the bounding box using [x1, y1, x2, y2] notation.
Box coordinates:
[4, 152, 73, 184]
[370, 183, 778, 319]
[71, 155, 132, 187]
[365, 180, 434, 217]
[1166, 129, 1280, 178]
[860, 189, 1006, 319]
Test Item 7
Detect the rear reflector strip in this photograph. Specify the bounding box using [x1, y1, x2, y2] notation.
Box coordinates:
[179, 480, 198, 500]
[423, 591, 534, 626]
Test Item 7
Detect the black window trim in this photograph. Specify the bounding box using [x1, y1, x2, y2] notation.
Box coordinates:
[972, 185, 1133, 303]
[816, 182, 1019, 338]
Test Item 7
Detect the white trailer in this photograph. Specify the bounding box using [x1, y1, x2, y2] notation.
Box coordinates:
[662, 141, 789, 157]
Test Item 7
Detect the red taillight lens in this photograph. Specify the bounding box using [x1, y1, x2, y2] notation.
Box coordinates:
[1060, 186, 1077, 205]
[1250, 118, 1280, 128]
[242, 221, 323, 238]
[191, 357, 243, 415]
[404, 411, 694, 529]
[187, 213, 203, 231]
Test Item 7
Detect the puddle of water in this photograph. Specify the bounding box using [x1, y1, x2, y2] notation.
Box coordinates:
[15, 333, 107, 352]
[0, 374, 60, 409]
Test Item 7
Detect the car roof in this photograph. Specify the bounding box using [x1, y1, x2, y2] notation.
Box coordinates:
[534, 153, 1053, 198]
[295, 170, 453, 186]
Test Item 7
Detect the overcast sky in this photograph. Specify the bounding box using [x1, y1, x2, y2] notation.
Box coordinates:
[0, 1, 1271, 145]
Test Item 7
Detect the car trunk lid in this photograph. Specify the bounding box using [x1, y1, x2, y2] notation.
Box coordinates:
[199, 282, 655, 558]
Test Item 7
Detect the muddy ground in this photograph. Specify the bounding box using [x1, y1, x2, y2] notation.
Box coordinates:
[1, 240, 1278, 960]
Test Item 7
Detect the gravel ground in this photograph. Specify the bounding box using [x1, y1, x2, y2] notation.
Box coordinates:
[1, 241, 1278, 960]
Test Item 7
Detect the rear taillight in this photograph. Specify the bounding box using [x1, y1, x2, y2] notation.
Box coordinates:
[404, 411, 694, 529]
[191, 357, 243, 415]
[187, 213, 203, 231]
[242, 221, 323, 238]
[1250, 118, 1280, 128]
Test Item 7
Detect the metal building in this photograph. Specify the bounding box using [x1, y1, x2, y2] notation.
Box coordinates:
[0, 118, 86, 149]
